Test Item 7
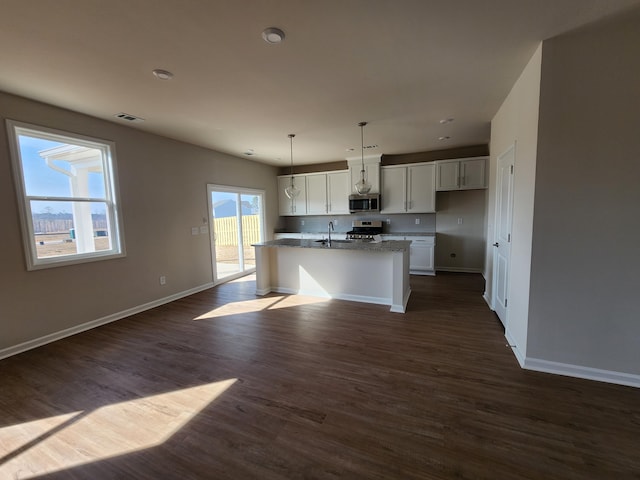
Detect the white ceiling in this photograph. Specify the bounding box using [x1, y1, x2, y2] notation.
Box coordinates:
[1, 0, 639, 166]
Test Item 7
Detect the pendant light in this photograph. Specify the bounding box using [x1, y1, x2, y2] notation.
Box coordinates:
[354, 121, 372, 194]
[284, 134, 300, 199]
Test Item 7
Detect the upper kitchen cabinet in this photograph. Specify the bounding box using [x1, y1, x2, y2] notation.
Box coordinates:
[305, 171, 350, 215]
[347, 155, 381, 194]
[305, 173, 328, 215]
[380, 163, 436, 214]
[278, 175, 307, 216]
[435, 157, 487, 191]
[327, 171, 350, 214]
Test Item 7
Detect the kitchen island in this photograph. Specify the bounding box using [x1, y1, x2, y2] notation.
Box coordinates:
[253, 238, 411, 313]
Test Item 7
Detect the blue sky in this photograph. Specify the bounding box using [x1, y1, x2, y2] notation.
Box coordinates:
[18, 135, 107, 214]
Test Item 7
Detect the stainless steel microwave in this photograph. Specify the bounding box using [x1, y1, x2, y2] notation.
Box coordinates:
[349, 194, 380, 213]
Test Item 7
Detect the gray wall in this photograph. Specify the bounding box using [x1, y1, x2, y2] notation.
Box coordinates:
[435, 190, 487, 273]
[528, 10, 640, 373]
[0, 92, 279, 352]
[486, 44, 542, 359]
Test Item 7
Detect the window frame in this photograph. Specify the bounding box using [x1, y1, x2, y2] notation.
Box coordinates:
[6, 119, 126, 270]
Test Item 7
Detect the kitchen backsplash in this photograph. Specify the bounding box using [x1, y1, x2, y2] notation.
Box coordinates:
[276, 213, 436, 234]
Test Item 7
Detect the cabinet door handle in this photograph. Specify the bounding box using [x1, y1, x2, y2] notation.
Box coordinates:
[493, 242, 499, 247]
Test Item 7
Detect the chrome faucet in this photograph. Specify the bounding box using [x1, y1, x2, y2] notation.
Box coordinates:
[328, 221, 334, 247]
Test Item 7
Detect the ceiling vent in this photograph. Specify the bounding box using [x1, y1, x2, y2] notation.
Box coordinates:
[114, 112, 144, 123]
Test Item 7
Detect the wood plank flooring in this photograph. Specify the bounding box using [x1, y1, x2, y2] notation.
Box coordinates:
[1, 273, 639, 479]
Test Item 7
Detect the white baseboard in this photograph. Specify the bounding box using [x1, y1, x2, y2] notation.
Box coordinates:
[0, 282, 214, 361]
[266, 286, 407, 313]
[504, 329, 525, 367]
[523, 357, 640, 389]
[483, 292, 493, 309]
[435, 266, 483, 274]
[503, 330, 639, 388]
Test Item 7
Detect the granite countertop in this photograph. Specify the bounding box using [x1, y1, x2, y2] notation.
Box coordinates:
[254, 238, 411, 252]
[381, 232, 435, 237]
[274, 231, 435, 237]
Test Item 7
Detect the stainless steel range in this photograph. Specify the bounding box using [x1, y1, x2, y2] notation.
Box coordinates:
[346, 220, 383, 241]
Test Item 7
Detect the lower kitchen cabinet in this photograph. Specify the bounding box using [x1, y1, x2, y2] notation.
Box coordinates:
[274, 233, 303, 240]
[408, 237, 435, 275]
[384, 235, 435, 275]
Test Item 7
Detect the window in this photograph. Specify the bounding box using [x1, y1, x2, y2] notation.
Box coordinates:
[207, 185, 265, 284]
[7, 120, 125, 270]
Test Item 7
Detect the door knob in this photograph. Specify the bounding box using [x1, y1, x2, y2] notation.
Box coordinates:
[493, 242, 499, 247]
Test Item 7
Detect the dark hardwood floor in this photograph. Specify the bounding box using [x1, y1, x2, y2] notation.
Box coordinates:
[1, 273, 639, 479]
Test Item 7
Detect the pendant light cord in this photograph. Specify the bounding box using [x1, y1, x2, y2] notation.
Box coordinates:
[359, 121, 367, 175]
[288, 133, 295, 178]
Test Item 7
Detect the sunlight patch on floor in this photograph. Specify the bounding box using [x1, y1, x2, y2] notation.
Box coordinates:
[0, 379, 236, 479]
[194, 293, 330, 320]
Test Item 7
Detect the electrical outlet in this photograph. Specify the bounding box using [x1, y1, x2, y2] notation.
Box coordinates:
[159, 275, 166, 285]
[301, 220, 305, 226]
[386, 219, 391, 225]
[191, 226, 199, 235]
[458, 217, 463, 225]
[200, 225, 208, 234]
[415, 218, 420, 225]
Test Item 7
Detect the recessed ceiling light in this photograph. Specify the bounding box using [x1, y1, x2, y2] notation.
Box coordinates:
[438, 136, 451, 141]
[439, 118, 454, 124]
[262, 27, 285, 44]
[152, 69, 174, 80]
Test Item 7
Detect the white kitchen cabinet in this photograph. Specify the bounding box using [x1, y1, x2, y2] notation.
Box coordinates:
[279, 170, 349, 216]
[408, 164, 436, 212]
[274, 233, 303, 240]
[306, 173, 328, 215]
[408, 236, 435, 275]
[306, 171, 350, 215]
[436, 157, 487, 191]
[278, 175, 307, 216]
[327, 171, 350, 214]
[348, 156, 381, 194]
[380, 163, 436, 213]
[382, 234, 435, 275]
[380, 166, 406, 213]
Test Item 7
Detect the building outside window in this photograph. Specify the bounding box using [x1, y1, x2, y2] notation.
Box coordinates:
[6, 120, 125, 270]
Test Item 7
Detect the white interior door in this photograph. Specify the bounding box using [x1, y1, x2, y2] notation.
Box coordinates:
[492, 145, 515, 326]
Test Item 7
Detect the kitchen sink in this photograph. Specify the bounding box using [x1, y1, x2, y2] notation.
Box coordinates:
[314, 239, 353, 245]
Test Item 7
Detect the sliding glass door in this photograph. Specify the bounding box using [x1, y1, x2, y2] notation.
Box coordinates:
[207, 185, 265, 284]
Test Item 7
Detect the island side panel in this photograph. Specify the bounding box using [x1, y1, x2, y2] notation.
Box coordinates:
[390, 250, 411, 313]
[254, 246, 272, 295]
[269, 247, 395, 306]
